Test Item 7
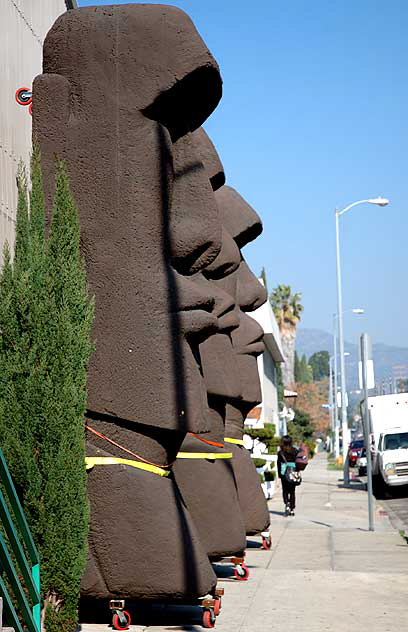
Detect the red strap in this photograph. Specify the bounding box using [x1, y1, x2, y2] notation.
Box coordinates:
[85, 424, 173, 469]
[189, 433, 225, 448]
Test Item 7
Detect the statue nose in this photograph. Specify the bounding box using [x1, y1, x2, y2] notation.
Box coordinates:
[237, 259, 267, 312]
[169, 134, 222, 276]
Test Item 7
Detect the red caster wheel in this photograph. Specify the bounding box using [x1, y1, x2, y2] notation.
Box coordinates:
[202, 608, 216, 628]
[112, 609, 131, 630]
[213, 596, 221, 616]
[262, 535, 272, 550]
[15, 87, 32, 106]
[234, 562, 249, 581]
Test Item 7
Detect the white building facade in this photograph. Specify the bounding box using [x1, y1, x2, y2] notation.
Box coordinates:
[246, 285, 285, 435]
[0, 0, 75, 257]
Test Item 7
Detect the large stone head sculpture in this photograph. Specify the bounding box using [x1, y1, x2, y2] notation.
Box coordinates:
[192, 127, 266, 415]
[216, 186, 267, 407]
[33, 5, 225, 436]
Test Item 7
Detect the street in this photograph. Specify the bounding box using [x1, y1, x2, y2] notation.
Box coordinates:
[375, 484, 408, 537]
[354, 469, 408, 536]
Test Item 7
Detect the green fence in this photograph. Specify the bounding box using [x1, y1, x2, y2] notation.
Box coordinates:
[0, 449, 40, 632]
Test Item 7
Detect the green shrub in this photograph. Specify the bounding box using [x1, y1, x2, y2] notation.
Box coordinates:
[267, 436, 281, 454]
[264, 470, 275, 481]
[246, 423, 279, 454]
[253, 458, 267, 469]
[258, 472, 265, 483]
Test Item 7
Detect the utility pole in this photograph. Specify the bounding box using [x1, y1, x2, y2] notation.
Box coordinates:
[335, 208, 349, 483]
[333, 316, 340, 458]
[329, 357, 335, 452]
[334, 197, 389, 484]
[361, 333, 374, 531]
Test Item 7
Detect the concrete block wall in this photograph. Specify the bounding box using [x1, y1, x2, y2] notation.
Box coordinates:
[0, 0, 69, 259]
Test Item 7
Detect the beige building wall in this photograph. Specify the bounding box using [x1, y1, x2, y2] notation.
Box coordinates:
[0, 0, 73, 257]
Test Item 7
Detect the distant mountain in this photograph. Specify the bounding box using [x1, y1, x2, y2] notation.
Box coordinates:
[296, 328, 408, 389]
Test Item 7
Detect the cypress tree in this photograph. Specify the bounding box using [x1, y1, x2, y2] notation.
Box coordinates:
[41, 160, 94, 631]
[298, 354, 313, 384]
[299, 354, 306, 383]
[260, 266, 268, 291]
[14, 162, 30, 273]
[0, 151, 94, 631]
[294, 351, 301, 383]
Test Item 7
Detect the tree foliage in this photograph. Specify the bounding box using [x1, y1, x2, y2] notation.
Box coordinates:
[309, 350, 330, 382]
[276, 363, 284, 404]
[294, 351, 301, 382]
[269, 284, 304, 332]
[287, 408, 316, 456]
[259, 266, 268, 292]
[0, 149, 94, 632]
[295, 353, 313, 384]
[295, 381, 330, 435]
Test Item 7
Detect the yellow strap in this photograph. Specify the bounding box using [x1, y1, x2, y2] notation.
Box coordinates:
[177, 452, 233, 460]
[85, 456, 170, 477]
[224, 437, 245, 446]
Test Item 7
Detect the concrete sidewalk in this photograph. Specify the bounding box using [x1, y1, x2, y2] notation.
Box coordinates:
[81, 453, 408, 631]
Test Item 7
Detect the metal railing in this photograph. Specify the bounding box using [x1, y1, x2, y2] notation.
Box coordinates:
[0, 449, 40, 632]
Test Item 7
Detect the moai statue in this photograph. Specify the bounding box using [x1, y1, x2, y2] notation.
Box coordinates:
[33, 4, 228, 617]
[216, 186, 271, 544]
[187, 130, 270, 545]
[171, 128, 246, 560]
[172, 250, 248, 561]
[171, 131, 268, 569]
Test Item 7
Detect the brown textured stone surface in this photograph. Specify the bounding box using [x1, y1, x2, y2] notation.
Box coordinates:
[229, 443, 270, 535]
[33, 5, 223, 431]
[33, 4, 225, 602]
[193, 127, 226, 191]
[214, 185, 270, 536]
[172, 132, 270, 555]
[81, 448, 216, 600]
[173, 435, 246, 558]
[215, 185, 263, 248]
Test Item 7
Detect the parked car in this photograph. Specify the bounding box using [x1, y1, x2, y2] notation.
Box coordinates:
[357, 448, 367, 476]
[348, 439, 365, 467]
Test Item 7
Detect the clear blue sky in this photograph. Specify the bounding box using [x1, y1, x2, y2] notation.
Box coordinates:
[77, 0, 408, 348]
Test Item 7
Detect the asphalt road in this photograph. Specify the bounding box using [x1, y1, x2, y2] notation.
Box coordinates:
[376, 485, 408, 536]
[351, 469, 408, 536]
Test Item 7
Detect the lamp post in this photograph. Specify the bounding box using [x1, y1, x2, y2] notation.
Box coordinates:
[332, 309, 364, 459]
[329, 356, 335, 451]
[335, 197, 389, 484]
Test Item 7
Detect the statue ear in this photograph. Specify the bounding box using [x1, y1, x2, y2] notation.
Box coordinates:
[32, 74, 71, 218]
[32, 73, 70, 146]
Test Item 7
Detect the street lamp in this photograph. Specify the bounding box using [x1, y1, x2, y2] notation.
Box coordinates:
[335, 197, 389, 484]
[332, 309, 364, 459]
[329, 356, 334, 450]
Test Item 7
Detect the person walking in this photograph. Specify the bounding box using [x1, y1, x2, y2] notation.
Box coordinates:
[277, 435, 300, 516]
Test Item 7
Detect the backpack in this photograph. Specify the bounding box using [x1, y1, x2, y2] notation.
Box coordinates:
[295, 444, 309, 471]
[281, 452, 302, 486]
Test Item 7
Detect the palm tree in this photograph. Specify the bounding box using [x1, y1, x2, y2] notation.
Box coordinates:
[270, 285, 303, 387]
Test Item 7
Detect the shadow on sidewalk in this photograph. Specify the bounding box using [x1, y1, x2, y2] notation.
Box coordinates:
[246, 539, 265, 549]
[309, 519, 333, 528]
[336, 480, 367, 491]
[300, 480, 340, 488]
[269, 510, 287, 517]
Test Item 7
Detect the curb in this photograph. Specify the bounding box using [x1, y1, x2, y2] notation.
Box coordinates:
[377, 502, 408, 538]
